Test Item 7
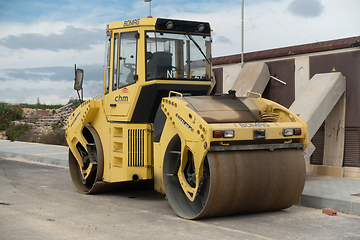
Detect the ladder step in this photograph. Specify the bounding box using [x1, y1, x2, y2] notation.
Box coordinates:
[170, 151, 181, 155]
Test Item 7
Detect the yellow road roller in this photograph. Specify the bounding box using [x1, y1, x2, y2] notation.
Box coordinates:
[66, 17, 309, 219]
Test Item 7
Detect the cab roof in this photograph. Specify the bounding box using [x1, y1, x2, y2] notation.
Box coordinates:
[108, 18, 211, 34]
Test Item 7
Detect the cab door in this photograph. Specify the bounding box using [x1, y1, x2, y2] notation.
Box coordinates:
[104, 31, 139, 119]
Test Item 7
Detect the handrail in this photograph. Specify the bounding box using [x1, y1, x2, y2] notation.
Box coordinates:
[92, 94, 102, 100]
[103, 66, 110, 96]
[168, 91, 183, 100]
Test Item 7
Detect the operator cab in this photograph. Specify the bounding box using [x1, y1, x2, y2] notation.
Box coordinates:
[103, 18, 212, 122]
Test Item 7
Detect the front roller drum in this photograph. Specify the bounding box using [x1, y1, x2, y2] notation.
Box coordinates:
[163, 147, 305, 219]
[69, 125, 105, 194]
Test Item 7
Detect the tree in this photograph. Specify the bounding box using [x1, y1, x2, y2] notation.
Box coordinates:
[36, 97, 41, 110]
[67, 97, 82, 108]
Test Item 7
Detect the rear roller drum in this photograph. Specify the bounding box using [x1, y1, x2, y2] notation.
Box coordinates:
[163, 135, 305, 219]
[69, 125, 104, 194]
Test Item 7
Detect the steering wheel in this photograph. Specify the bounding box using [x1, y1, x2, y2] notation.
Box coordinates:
[124, 63, 135, 70]
[146, 52, 153, 60]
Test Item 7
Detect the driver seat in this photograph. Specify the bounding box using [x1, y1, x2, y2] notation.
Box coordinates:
[147, 52, 173, 79]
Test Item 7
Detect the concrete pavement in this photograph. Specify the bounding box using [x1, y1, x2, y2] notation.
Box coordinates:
[1, 139, 360, 217]
[0, 140, 68, 167]
[299, 175, 360, 216]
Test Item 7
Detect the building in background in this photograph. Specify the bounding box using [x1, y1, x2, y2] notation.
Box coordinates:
[212, 36, 360, 178]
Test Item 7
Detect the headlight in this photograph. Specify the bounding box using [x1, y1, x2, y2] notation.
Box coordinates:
[283, 128, 301, 136]
[223, 130, 234, 138]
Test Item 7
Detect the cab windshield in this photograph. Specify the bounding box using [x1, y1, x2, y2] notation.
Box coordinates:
[146, 31, 211, 81]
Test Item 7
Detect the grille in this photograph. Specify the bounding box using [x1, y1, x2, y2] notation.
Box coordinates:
[128, 129, 145, 167]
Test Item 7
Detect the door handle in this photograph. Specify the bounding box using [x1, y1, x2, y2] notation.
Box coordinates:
[110, 104, 116, 107]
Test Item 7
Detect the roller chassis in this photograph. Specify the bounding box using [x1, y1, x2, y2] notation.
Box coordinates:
[65, 17, 309, 219]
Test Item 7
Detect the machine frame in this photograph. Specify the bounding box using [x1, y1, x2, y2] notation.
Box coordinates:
[66, 17, 309, 219]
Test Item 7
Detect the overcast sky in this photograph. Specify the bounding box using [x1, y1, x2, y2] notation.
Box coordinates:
[0, 0, 358, 104]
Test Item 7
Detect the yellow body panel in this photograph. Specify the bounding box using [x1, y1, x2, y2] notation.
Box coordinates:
[66, 98, 101, 169]
[106, 123, 153, 182]
[66, 96, 153, 183]
[108, 18, 157, 31]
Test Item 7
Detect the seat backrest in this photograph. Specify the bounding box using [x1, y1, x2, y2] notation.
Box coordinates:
[147, 52, 173, 79]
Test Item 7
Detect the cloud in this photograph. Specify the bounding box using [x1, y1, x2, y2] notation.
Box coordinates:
[0, 64, 104, 104]
[0, 80, 74, 104]
[288, 0, 325, 18]
[215, 36, 232, 44]
[0, 0, 358, 105]
[0, 64, 103, 82]
[0, 26, 104, 51]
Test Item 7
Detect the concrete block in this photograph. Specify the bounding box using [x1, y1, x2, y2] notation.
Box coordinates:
[323, 93, 346, 167]
[289, 72, 345, 140]
[304, 141, 315, 160]
[304, 142, 316, 173]
[351, 201, 360, 215]
[333, 167, 344, 177]
[295, 56, 310, 98]
[344, 167, 360, 178]
[231, 62, 270, 97]
[311, 165, 343, 177]
[210, 70, 216, 93]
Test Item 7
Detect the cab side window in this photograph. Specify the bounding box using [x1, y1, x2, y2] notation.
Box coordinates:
[112, 33, 119, 91]
[104, 35, 111, 95]
[118, 32, 138, 88]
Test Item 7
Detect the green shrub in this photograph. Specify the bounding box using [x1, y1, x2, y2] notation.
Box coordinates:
[0, 102, 23, 130]
[5, 123, 30, 141]
[39, 129, 67, 146]
[19, 103, 63, 110]
[0, 118, 10, 131]
[5, 124, 67, 146]
[15, 129, 39, 143]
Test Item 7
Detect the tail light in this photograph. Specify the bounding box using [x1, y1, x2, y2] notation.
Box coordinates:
[213, 130, 234, 138]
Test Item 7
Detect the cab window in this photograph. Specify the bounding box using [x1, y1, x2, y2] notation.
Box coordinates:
[112, 33, 119, 91]
[146, 31, 211, 81]
[118, 32, 138, 88]
[112, 31, 138, 90]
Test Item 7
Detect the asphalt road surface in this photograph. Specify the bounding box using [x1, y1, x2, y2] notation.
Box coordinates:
[1, 156, 360, 240]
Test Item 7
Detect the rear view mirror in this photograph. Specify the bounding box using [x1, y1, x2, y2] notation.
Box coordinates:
[74, 69, 84, 91]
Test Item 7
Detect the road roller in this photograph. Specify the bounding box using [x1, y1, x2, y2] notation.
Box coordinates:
[66, 17, 309, 219]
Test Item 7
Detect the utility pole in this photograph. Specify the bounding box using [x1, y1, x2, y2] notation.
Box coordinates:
[241, 0, 244, 68]
[145, 0, 152, 18]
